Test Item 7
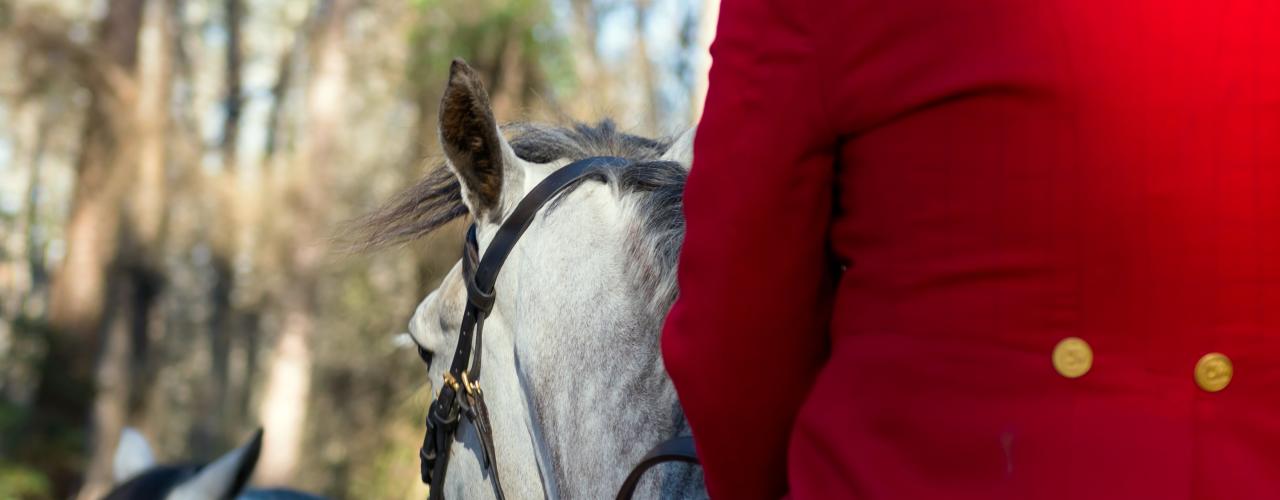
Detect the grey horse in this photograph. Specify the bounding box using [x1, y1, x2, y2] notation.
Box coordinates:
[358, 60, 705, 499]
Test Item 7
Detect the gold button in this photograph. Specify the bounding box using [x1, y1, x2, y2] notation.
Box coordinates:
[1194, 352, 1233, 393]
[1052, 337, 1093, 378]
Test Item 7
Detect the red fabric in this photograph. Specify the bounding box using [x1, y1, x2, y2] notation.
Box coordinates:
[661, 0, 1280, 499]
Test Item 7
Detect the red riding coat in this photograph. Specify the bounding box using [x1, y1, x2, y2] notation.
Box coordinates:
[661, 0, 1280, 498]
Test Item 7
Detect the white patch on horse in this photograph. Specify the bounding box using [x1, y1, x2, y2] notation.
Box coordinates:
[113, 428, 157, 483]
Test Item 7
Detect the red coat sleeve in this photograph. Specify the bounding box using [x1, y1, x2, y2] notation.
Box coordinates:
[661, 1, 837, 498]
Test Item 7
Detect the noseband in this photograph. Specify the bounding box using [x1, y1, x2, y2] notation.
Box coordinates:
[416, 156, 699, 500]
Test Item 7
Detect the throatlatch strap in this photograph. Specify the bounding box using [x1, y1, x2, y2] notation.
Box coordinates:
[615, 436, 700, 500]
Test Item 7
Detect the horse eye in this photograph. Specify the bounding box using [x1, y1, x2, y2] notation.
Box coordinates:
[416, 345, 434, 368]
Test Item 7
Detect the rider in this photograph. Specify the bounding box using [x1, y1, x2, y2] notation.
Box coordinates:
[662, 0, 1280, 498]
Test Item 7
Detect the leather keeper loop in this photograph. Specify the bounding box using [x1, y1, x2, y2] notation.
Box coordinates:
[466, 276, 496, 315]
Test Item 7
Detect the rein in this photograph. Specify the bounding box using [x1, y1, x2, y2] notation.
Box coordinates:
[416, 156, 698, 500]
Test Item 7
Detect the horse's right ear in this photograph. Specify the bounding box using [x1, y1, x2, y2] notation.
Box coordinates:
[113, 427, 157, 483]
[661, 127, 696, 165]
[168, 428, 262, 500]
[438, 59, 523, 221]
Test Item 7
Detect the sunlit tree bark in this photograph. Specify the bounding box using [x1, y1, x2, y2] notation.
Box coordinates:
[44, 0, 144, 382]
[28, 0, 144, 497]
[74, 0, 175, 496]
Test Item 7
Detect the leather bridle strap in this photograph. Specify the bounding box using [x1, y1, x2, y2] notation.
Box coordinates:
[614, 436, 699, 500]
[449, 155, 630, 379]
[421, 156, 631, 500]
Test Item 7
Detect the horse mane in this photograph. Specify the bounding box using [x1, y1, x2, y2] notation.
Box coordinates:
[350, 120, 688, 311]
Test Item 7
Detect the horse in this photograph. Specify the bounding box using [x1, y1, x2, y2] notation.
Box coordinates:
[104, 427, 325, 500]
[355, 60, 705, 499]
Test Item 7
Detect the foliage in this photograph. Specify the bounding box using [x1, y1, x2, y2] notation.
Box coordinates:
[407, 0, 572, 101]
[0, 461, 53, 500]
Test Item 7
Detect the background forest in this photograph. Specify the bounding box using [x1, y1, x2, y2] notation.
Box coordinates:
[0, 0, 716, 497]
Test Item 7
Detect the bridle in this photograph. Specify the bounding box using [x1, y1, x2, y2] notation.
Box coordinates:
[415, 156, 697, 500]
[416, 156, 623, 500]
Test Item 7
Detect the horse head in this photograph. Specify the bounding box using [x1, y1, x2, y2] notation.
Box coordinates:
[363, 59, 702, 498]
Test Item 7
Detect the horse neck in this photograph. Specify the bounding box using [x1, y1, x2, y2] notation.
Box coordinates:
[492, 186, 691, 498]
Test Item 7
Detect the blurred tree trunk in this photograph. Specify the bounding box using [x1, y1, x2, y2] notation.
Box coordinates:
[33, 0, 144, 497]
[93, 0, 174, 489]
[221, 0, 243, 175]
[568, 0, 608, 115]
[633, 0, 659, 132]
[200, 0, 245, 454]
[44, 0, 143, 386]
[236, 23, 300, 444]
[264, 45, 297, 163]
[7, 101, 50, 318]
[22, 107, 50, 302]
[81, 0, 175, 489]
[0, 100, 50, 415]
[257, 0, 351, 484]
[30, 0, 176, 496]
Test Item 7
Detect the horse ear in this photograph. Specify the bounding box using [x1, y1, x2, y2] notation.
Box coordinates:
[661, 127, 696, 165]
[113, 427, 157, 482]
[168, 429, 262, 500]
[439, 59, 524, 220]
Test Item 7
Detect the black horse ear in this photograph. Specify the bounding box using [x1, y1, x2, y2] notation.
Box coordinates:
[169, 428, 262, 499]
[439, 59, 506, 219]
[228, 428, 263, 494]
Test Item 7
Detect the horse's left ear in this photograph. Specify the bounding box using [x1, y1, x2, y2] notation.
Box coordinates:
[169, 429, 262, 500]
[439, 59, 525, 221]
[113, 428, 157, 483]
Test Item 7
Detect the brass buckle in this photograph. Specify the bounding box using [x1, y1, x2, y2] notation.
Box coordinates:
[461, 371, 482, 396]
[442, 372, 461, 392]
